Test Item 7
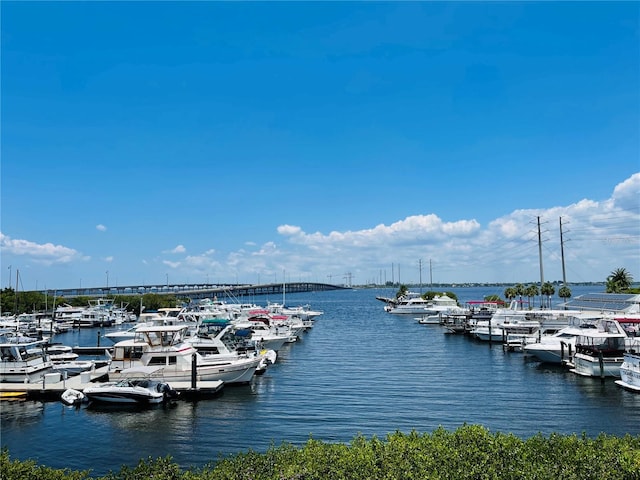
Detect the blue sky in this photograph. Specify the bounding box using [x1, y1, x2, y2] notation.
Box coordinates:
[1, 1, 639, 291]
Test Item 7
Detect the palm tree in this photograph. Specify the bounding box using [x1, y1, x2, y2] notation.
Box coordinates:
[558, 286, 572, 309]
[396, 284, 409, 299]
[525, 285, 539, 309]
[541, 282, 555, 309]
[606, 268, 633, 293]
[504, 287, 516, 304]
[514, 283, 525, 308]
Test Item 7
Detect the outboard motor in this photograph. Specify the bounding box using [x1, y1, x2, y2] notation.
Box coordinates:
[159, 383, 179, 402]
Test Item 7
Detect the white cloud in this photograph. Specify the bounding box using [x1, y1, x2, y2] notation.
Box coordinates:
[96, 224, 107, 232]
[104, 256, 114, 263]
[3, 173, 638, 287]
[169, 245, 186, 254]
[0, 232, 85, 265]
[611, 172, 640, 212]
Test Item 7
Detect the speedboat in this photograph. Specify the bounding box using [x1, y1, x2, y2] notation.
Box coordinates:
[83, 366, 178, 404]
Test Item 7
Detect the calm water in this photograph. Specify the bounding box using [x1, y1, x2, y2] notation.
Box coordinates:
[2, 286, 640, 476]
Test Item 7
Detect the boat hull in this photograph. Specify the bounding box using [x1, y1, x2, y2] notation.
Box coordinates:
[571, 353, 624, 377]
[617, 351, 640, 391]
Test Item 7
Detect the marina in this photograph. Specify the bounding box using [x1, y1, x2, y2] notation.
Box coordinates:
[2, 286, 640, 477]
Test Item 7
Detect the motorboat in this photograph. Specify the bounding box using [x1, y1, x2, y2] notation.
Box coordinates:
[104, 308, 197, 344]
[52, 359, 99, 377]
[231, 317, 292, 351]
[0, 338, 55, 383]
[384, 292, 434, 315]
[265, 301, 323, 322]
[185, 318, 277, 374]
[523, 315, 602, 364]
[104, 324, 148, 344]
[616, 341, 640, 392]
[83, 366, 178, 405]
[570, 318, 629, 378]
[441, 313, 470, 334]
[47, 344, 79, 362]
[107, 324, 262, 384]
[61, 388, 86, 406]
[470, 310, 537, 343]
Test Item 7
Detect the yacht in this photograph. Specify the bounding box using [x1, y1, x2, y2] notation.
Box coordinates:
[570, 318, 629, 378]
[385, 292, 434, 315]
[0, 338, 55, 383]
[185, 318, 277, 373]
[416, 294, 469, 324]
[616, 339, 640, 392]
[107, 324, 262, 384]
[523, 314, 602, 364]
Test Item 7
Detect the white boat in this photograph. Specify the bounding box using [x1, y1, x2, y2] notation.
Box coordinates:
[523, 315, 602, 364]
[47, 344, 79, 362]
[471, 310, 537, 342]
[615, 338, 640, 392]
[570, 318, 629, 378]
[103, 324, 142, 344]
[84, 366, 178, 405]
[385, 292, 434, 315]
[0, 338, 55, 383]
[441, 313, 469, 334]
[61, 388, 86, 406]
[52, 360, 98, 377]
[185, 318, 277, 374]
[265, 302, 323, 322]
[108, 324, 262, 384]
[240, 321, 291, 350]
[104, 308, 196, 344]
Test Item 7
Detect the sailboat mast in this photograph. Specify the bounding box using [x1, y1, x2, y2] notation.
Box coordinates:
[537, 216, 545, 307]
[559, 216, 567, 287]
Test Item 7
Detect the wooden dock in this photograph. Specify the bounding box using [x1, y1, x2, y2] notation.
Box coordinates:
[0, 367, 224, 402]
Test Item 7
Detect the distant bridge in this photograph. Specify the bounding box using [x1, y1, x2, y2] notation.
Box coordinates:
[45, 282, 349, 301]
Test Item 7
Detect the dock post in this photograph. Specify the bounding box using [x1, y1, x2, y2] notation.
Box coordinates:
[488, 322, 493, 348]
[191, 353, 197, 389]
[599, 351, 605, 384]
[97, 331, 101, 347]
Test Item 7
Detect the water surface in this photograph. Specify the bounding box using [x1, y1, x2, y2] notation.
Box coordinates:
[2, 286, 639, 476]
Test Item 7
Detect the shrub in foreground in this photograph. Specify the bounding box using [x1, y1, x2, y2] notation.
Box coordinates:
[3, 425, 640, 479]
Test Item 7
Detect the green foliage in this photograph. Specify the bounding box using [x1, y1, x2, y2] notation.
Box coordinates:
[3, 427, 640, 480]
[0, 448, 91, 480]
[484, 294, 505, 304]
[0, 289, 179, 316]
[421, 291, 459, 303]
[606, 268, 634, 293]
[99, 456, 183, 480]
[558, 286, 572, 300]
[525, 284, 539, 308]
[395, 284, 409, 299]
[504, 287, 516, 301]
